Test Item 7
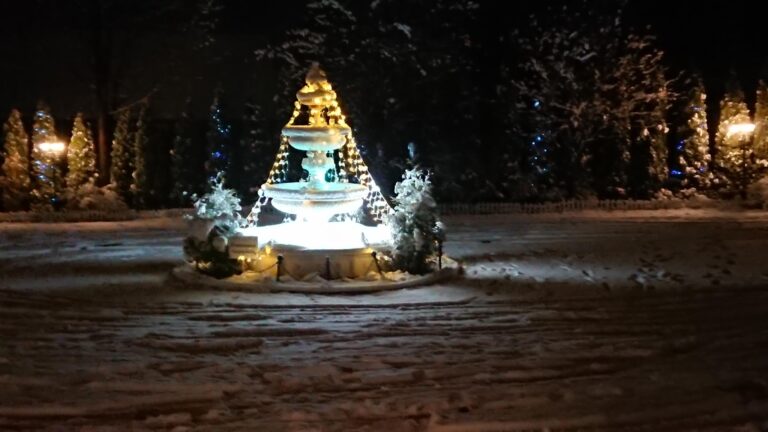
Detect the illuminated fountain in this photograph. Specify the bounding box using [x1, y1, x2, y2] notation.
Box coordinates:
[235, 64, 392, 280]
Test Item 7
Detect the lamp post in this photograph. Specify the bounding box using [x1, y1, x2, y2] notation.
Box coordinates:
[726, 123, 756, 199]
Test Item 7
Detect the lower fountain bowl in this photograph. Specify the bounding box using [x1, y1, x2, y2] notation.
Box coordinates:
[263, 182, 368, 222]
[236, 221, 392, 279]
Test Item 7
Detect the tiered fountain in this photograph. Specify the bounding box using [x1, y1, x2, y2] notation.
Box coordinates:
[235, 64, 392, 280]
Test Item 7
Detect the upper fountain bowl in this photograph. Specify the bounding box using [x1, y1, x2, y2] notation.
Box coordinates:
[283, 124, 351, 152]
[262, 182, 367, 223]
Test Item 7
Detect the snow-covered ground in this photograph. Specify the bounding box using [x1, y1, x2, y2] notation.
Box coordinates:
[1, 210, 768, 431]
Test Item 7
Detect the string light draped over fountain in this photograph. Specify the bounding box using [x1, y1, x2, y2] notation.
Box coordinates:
[238, 63, 392, 279]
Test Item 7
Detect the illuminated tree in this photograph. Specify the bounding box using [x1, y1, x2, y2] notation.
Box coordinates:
[717, 78, 767, 197]
[0, 109, 31, 211]
[130, 103, 150, 208]
[205, 87, 232, 183]
[65, 113, 97, 193]
[754, 79, 768, 159]
[715, 77, 751, 157]
[110, 108, 134, 203]
[30, 103, 61, 211]
[676, 78, 713, 189]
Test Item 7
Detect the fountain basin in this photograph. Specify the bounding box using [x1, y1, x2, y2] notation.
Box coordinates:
[262, 182, 367, 222]
[236, 221, 392, 279]
[283, 125, 350, 151]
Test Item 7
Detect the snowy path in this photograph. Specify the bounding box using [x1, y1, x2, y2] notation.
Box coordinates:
[1, 212, 768, 431]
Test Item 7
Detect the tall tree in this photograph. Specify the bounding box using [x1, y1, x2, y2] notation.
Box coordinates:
[754, 79, 768, 159]
[716, 77, 766, 197]
[205, 88, 232, 183]
[254, 0, 480, 198]
[130, 103, 150, 208]
[65, 113, 97, 193]
[170, 97, 202, 207]
[676, 77, 713, 189]
[1, 109, 31, 211]
[109, 108, 133, 203]
[715, 76, 751, 158]
[232, 98, 270, 201]
[509, 2, 670, 199]
[30, 103, 62, 211]
[63, 0, 221, 183]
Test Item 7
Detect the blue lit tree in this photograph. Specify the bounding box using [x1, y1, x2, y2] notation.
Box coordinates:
[510, 2, 670, 199]
[205, 87, 232, 184]
[675, 77, 713, 190]
[30, 102, 62, 211]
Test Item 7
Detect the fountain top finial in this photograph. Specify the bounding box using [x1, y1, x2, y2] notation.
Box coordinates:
[305, 62, 327, 86]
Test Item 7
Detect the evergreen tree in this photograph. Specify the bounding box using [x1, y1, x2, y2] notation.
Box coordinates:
[715, 77, 751, 157]
[170, 97, 201, 206]
[130, 103, 150, 208]
[233, 98, 269, 201]
[626, 38, 670, 199]
[65, 113, 97, 193]
[716, 77, 766, 197]
[754, 79, 768, 159]
[0, 109, 31, 211]
[676, 78, 713, 189]
[110, 108, 134, 203]
[30, 103, 62, 211]
[205, 87, 232, 183]
[510, 3, 669, 199]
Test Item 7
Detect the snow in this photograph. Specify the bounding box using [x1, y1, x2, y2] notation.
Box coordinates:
[1, 210, 768, 430]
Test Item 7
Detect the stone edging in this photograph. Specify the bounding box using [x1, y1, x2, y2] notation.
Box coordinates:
[170, 262, 460, 294]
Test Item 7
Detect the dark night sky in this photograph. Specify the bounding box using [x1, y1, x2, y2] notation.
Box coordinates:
[1, 0, 767, 122]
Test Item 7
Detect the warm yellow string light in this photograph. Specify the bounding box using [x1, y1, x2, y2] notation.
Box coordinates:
[246, 66, 392, 226]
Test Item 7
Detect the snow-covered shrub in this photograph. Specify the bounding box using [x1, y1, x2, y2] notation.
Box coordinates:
[187, 172, 243, 230]
[387, 168, 445, 274]
[65, 182, 128, 211]
[747, 176, 768, 209]
[183, 172, 243, 278]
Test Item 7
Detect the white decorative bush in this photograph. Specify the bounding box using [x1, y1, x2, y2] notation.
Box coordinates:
[183, 173, 243, 277]
[187, 172, 243, 231]
[387, 168, 445, 274]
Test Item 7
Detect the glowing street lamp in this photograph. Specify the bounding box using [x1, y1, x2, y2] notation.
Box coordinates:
[726, 122, 755, 139]
[36, 141, 66, 154]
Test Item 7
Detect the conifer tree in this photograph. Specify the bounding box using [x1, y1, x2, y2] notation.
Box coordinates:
[170, 98, 201, 206]
[754, 79, 768, 159]
[677, 78, 713, 189]
[0, 109, 31, 211]
[232, 98, 269, 201]
[66, 113, 97, 193]
[130, 103, 150, 208]
[30, 103, 61, 211]
[715, 77, 751, 156]
[110, 108, 134, 203]
[717, 77, 767, 197]
[205, 88, 232, 183]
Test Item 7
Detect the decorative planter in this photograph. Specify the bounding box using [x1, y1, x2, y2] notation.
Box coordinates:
[186, 218, 216, 241]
